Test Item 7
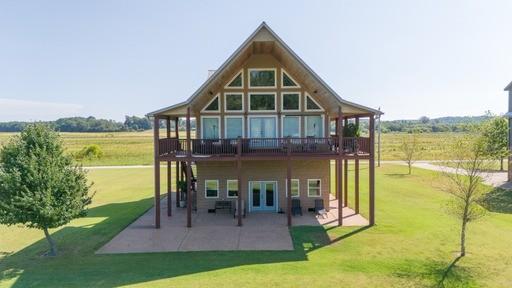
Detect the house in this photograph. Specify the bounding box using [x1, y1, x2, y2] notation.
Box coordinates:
[147, 22, 382, 228]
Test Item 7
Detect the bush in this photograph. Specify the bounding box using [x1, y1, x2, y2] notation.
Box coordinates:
[75, 144, 104, 160]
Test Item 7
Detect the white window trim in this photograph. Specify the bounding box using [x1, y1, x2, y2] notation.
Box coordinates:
[248, 68, 277, 89]
[226, 179, 238, 198]
[200, 116, 221, 139]
[305, 92, 325, 112]
[285, 179, 300, 197]
[201, 93, 220, 113]
[224, 70, 244, 89]
[205, 180, 219, 199]
[247, 115, 278, 138]
[281, 92, 301, 112]
[281, 69, 301, 88]
[248, 92, 277, 112]
[224, 116, 245, 138]
[281, 115, 301, 138]
[307, 179, 322, 197]
[224, 92, 244, 113]
[248, 181, 279, 212]
[305, 115, 325, 138]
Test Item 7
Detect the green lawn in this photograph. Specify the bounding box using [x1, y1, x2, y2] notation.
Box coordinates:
[1, 165, 511, 287]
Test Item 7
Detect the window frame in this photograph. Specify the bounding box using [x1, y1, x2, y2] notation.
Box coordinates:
[224, 116, 245, 139]
[248, 92, 277, 112]
[200, 116, 221, 139]
[248, 115, 278, 138]
[248, 68, 277, 89]
[281, 92, 301, 112]
[305, 115, 325, 138]
[224, 92, 244, 112]
[285, 179, 300, 198]
[281, 69, 300, 88]
[305, 92, 324, 112]
[281, 115, 301, 138]
[307, 179, 322, 197]
[205, 179, 220, 199]
[224, 70, 244, 89]
[226, 179, 239, 198]
[201, 93, 221, 113]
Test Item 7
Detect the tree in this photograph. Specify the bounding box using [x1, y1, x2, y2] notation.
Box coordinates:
[442, 136, 489, 258]
[419, 116, 430, 124]
[0, 124, 92, 256]
[124, 115, 152, 131]
[400, 133, 421, 174]
[481, 117, 508, 171]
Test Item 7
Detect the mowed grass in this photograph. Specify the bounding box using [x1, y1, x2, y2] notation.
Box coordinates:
[0, 131, 473, 166]
[1, 165, 511, 287]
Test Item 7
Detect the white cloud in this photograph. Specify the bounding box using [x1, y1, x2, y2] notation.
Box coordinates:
[0, 98, 84, 122]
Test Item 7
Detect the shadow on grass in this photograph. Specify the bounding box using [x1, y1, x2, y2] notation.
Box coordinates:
[384, 173, 410, 178]
[0, 198, 372, 287]
[480, 188, 512, 214]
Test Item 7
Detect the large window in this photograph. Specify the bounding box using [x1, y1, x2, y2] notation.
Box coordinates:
[249, 93, 276, 111]
[249, 116, 277, 138]
[282, 92, 300, 111]
[282, 116, 301, 137]
[305, 115, 324, 137]
[201, 117, 220, 139]
[227, 180, 238, 198]
[249, 68, 276, 88]
[286, 179, 300, 197]
[307, 179, 321, 197]
[205, 180, 219, 198]
[224, 93, 243, 112]
[225, 117, 244, 139]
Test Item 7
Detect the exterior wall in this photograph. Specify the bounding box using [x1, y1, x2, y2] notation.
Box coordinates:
[196, 160, 330, 213]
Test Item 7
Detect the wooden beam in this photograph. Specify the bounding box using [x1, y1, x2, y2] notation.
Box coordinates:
[175, 117, 180, 208]
[186, 107, 192, 228]
[166, 117, 172, 217]
[287, 138, 292, 227]
[355, 117, 360, 214]
[344, 159, 348, 208]
[153, 117, 161, 229]
[369, 115, 376, 226]
[337, 107, 343, 226]
[237, 137, 242, 226]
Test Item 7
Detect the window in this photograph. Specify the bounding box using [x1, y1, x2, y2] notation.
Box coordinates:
[307, 179, 321, 197]
[225, 117, 244, 139]
[205, 180, 219, 198]
[201, 117, 220, 139]
[282, 116, 301, 137]
[202, 94, 220, 112]
[249, 68, 276, 88]
[282, 92, 300, 111]
[225, 70, 243, 88]
[305, 93, 323, 111]
[227, 180, 238, 198]
[249, 93, 276, 111]
[224, 93, 243, 112]
[286, 179, 300, 197]
[305, 115, 324, 137]
[249, 116, 277, 138]
[281, 70, 300, 88]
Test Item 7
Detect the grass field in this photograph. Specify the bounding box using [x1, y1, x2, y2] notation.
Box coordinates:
[1, 165, 511, 287]
[0, 131, 473, 166]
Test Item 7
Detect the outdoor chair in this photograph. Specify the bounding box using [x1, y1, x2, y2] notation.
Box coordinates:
[214, 201, 232, 214]
[291, 199, 302, 216]
[314, 199, 328, 219]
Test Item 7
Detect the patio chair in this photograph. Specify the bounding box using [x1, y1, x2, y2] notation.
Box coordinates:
[292, 199, 302, 216]
[314, 199, 328, 219]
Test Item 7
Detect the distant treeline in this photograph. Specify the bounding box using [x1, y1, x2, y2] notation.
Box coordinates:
[379, 115, 491, 133]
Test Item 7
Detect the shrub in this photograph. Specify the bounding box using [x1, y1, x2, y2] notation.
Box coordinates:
[75, 144, 104, 160]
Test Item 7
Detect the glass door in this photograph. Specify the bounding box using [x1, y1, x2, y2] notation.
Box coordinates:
[249, 181, 277, 212]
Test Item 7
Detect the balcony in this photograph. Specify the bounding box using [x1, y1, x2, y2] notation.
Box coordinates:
[158, 137, 370, 159]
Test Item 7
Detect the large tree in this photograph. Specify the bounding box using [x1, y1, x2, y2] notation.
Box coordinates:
[481, 116, 508, 171]
[0, 124, 92, 256]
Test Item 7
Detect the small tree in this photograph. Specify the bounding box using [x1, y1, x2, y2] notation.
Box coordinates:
[442, 136, 489, 258]
[400, 133, 421, 174]
[0, 124, 92, 256]
[481, 117, 508, 171]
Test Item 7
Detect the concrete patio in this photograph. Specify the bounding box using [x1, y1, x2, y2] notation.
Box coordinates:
[97, 193, 368, 254]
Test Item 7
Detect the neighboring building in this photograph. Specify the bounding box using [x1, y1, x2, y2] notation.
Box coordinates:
[505, 81, 512, 181]
[147, 22, 382, 228]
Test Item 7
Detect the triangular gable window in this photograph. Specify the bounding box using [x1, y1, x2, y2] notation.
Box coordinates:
[202, 94, 220, 112]
[281, 70, 300, 88]
[305, 93, 323, 111]
[225, 70, 244, 88]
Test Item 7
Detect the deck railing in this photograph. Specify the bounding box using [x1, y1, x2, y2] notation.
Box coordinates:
[158, 137, 370, 157]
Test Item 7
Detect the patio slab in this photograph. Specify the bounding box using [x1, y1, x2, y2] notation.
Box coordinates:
[97, 193, 367, 254]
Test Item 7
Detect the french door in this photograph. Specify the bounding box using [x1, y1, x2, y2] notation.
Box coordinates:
[249, 181, 277, 212]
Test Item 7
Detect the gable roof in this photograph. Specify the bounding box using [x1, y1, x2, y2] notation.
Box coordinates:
[147, 22, 382, 117]
[505, 81, 512, 91]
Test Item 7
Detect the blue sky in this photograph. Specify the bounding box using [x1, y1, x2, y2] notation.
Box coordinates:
[1, 0, 511, 121]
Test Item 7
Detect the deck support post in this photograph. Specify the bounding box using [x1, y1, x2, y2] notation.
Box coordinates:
[153, 116, 161, 229]
[186, 107, 192, 228]
[344, 158, 348, 207]
[355, 117, 360, 214]
[166, 117, 172, 216]
[287, 137, 292, 227]
[369, 115, 376, 226]
[337, 107, 344, 226]
[175, 117, 180, 208]
[237, 137, 243, 227]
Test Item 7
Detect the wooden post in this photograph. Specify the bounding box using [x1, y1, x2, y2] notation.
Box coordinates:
[337, 107, 343, 226]
[287, 137, 292, 227]
[334, 117, 338, 200]
[344, 158, 348, 207]
[237, 137, 242, 226]
[153, 116, 161, 229]
[369, 115, 376, 226]
[186, 108, 192, 228]
[355, 117, 360, 214]
[166, 117, 172, 217]
[175, 117, 180, 208]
